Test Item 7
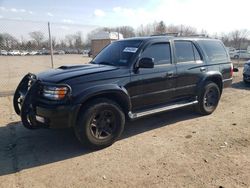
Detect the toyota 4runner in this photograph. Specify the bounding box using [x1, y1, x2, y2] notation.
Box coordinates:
[14, 36, 235, 149]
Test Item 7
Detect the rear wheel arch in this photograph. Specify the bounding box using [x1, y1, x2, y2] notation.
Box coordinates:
[198, 75, 223, 95]
[206, 76, 223, 94]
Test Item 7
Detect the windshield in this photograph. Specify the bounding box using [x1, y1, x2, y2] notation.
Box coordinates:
[92, 40, 142, 66]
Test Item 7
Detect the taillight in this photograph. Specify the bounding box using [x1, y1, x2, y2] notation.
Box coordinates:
[230, 63, 233, 77]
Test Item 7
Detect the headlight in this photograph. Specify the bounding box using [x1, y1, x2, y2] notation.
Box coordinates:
[42, 85, 71, 100]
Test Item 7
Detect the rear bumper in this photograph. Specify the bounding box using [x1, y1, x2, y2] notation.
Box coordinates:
[35, 104, 81, 128]
[223, 78, 233, 88]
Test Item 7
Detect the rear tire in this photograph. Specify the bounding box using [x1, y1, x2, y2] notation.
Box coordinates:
[234, 55, 239, 59]
[196, 82, 221, 115]
[74, 98, 125, 150]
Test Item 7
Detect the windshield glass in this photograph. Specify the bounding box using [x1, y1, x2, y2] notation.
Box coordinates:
[92, 40, 142, 66]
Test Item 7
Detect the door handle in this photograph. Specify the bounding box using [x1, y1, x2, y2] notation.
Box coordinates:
[200, 67, 206, 72]
[166, 71, 174, 78]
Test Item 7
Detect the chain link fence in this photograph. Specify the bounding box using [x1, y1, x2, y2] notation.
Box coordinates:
[0, 19, 96, 96]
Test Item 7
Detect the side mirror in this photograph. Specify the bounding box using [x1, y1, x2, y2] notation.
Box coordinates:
[138, 58, 154, 69]
[233, 67, 239, 72]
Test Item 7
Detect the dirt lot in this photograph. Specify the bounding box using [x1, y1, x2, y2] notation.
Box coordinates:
[0, 65, 249, 187]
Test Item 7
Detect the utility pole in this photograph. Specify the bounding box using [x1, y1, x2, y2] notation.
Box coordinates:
[48, 22, 54, 68]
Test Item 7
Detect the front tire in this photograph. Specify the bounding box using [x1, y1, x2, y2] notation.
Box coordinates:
[74, 98, 125, 150]
[196, 82, 221, 115]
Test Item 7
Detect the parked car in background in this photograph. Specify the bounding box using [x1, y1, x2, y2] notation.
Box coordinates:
[52, 50, 65, 55]
[57, 50, 65, 55]
[243, 60, 250, 84]
[20, 51, 29, 56]
[65, 49, 79, 54]
[29, 51, 39, 56]
[83, 49, 90, 56]
[0, 50, 8, 56]
[38, 49, 50, 55]
[8, 50, 21, 56]
[226, 47, 236, 58]
[231, 50, 250, 59]
[88, 50, 92, 57]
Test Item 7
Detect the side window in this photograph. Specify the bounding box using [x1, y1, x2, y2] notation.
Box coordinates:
[192, 44, 202, 61]
[174, 41, 195, 63]
[198, 40, 229, 63]
[141, 43, 171, 65]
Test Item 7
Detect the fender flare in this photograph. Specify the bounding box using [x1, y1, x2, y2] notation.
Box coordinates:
[196, 71, 223, 94]
[74, 84, 132, 112]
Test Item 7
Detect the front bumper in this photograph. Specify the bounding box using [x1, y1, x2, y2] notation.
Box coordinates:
[13, 73, 81, 129]
[35, 104, 81, 128]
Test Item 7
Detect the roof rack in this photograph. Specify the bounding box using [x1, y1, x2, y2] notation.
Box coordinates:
[151, 32, 180, 37]
[187, 34, 209, 38]
[150, 33, 210, 38]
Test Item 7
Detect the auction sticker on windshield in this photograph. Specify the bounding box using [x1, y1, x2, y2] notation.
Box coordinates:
[123, 47, 138, 53]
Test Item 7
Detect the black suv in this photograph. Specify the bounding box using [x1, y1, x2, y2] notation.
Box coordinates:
[14, 36, 234, 149]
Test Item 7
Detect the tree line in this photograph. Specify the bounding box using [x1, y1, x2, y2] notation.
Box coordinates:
[0, 21, 249, 51]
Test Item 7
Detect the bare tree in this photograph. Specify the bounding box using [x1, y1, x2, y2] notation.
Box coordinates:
[116, 26, 135, 38]
[0, 34, 4, 48]
[229, 29, 249, 49]
[51, 37, 57, 48]
[220, 33, 230, 47]
[181, 25, 197, 36]
[155, 21, 167, 34]
[166, 24, 179, 34]
[137, 22, 158, 36]
[1, 33, 18, 49]
[65, 34, 74, 48]
[29, 31, 44, 48]
[73, 31, 84, 51]
[136, 25, 144, 36]
[59, 40, 67, 49]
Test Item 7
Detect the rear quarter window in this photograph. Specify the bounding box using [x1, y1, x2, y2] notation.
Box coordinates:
[198, 40, 229, 63]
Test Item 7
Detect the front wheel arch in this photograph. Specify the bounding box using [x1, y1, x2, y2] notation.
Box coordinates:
[74, 98, 125, 149]
[78, 91, 131, 116]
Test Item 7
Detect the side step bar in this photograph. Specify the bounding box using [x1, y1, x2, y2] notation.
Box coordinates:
[128, 100, 198, 119]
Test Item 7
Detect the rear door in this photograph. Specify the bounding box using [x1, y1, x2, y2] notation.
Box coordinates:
[130, 42, 177, 110]
[173, 40, 206, 99]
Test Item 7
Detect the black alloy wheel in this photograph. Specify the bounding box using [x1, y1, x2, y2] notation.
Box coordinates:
[74, 98, 125, 149]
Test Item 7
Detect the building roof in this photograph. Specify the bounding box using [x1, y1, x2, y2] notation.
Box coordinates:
[92, 31, 124, 40]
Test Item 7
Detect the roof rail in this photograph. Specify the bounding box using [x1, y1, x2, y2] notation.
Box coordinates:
[187, 34, 209, 38]
[151, 32, 180, 37]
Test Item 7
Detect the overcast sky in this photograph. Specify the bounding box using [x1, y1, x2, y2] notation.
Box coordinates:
[0, 0, 249, 38]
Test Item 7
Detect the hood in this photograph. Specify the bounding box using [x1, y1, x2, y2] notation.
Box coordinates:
[37, 64, 119, 83]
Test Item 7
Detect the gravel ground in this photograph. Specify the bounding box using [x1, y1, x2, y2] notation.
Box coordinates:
[0, 67, 249, 188]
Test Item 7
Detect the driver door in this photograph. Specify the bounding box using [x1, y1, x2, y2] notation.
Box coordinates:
[129, 42, 177, 111]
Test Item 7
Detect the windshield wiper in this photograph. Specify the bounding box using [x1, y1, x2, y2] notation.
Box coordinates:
[97, 61, 115, 66]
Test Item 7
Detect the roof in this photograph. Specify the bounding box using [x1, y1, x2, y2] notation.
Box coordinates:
[92, 31, 124, 40]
